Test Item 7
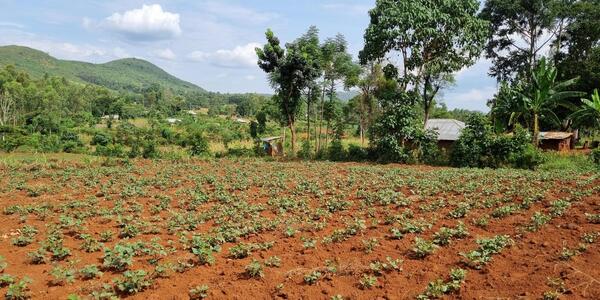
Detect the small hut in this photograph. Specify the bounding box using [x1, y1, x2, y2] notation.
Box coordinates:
[538, 132, 573, 152]
[260, 137, 283, 156]
[425, 119, 465, 149]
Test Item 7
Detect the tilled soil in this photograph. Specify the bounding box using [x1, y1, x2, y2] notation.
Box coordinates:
[0, 158, 598, 299]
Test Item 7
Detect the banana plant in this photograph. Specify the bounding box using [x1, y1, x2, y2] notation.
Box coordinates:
[570, 89, 600, 129]
[516, 58, 585, 146]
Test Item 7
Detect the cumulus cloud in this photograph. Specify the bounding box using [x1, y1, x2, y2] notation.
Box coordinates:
[104, 4, 181, 41]
[188, 43, 260, 68]
[153, 48, 176, 60]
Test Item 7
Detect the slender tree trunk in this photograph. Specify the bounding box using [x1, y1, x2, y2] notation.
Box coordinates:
[289, 120, 296, 156]
[533, 113, 540, 146]
[307, 98, 311, 152]
[528, 16, 537, 80]
[325, 121, 329, 149]
[359, 123, 364, 146]
[282, 126, 286, 155]
[317, 83, 326, 153]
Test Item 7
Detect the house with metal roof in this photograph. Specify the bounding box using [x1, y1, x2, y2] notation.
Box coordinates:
[425, 119, 466, 149]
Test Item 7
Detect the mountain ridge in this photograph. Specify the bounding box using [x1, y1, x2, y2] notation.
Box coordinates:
[0, 45, 206, 94]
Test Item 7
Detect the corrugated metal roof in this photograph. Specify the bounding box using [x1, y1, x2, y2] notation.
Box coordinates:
[539, 132, 573, 140]
[260, 136, 282, 142]
[425, 119, 466, 141]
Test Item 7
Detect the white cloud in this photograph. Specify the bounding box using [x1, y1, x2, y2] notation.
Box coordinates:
[245, 75, 256, 80]
[104, 4, 181, 41]
[82, 17, 94, 30]
[443, 86, 497, 112]
[202, 2, 278, 24]
[188, 51, 209, 61]
[153, 48, 176, 60]
[0, 22, 25, 29]
[188, 43, 260, 68]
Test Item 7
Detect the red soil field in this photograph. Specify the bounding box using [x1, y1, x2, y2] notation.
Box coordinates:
[0, 158, 598, 299]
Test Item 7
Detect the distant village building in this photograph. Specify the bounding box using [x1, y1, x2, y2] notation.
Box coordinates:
[235, 118, 250, 124]
[101, 114, 119, 120]
[166, 118, 181, 124]
[425, 119, 465, 149]
[538, 132, 573, 152]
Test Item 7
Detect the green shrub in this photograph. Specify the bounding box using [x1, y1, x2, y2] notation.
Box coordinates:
[142, 139, 160, 159]
[347, 144, 368, 161]
[297, 140, 312, 159]
[511, 143, 545, 170]
[188, 131, 210, 157]
[451, 117, 538, 169]
[95, 143, 125, 158]
[328, 139, 346, 161]
[591, 148, 600, 168]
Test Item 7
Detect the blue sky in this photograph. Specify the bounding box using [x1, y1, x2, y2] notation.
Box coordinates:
[0, 0, 497, 111]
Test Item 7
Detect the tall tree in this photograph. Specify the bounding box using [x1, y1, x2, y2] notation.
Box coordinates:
[555, 0, 600, 96]
[347, 63, 384, 145]
[294, 26, 323, 152]
[316, 35, 359, 152]
[361, 0, 488, 126]
[256, 29, 320, 154]
[480, 0, 560, 82]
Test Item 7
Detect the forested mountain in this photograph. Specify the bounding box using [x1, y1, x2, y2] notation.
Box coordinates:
[0, 45, 205, 94]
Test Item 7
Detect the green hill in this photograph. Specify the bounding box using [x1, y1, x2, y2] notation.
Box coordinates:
[0, 45, 205, 94]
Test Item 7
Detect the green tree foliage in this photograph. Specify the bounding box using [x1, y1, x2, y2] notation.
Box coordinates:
[346, 63, 384, 146]
[256, 29, 321, 154]
[517, 58, 584, 145]
[451, 115, 543, 169]
[571, 89, 600, 129]
[361, 0, 489, 124]
[317, 34, 360, 152]
[555, 0, 600, 97]
[294, 26, 323, 151]
[188, 131, 210, 157]
[368, 79, 438, 163]
[480, 0, 560, 82]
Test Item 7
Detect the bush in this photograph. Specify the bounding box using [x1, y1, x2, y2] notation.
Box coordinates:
[95, 143, 125, 158]
[347, 144, 369, 161]
[328, 139, 346, 161]
[510, 144, 545, 170]
[592, 148, 600, 168]
[188, 131, 210, 157]
[91, 132, 111, 147]
[297, 140, 312, 159]
[142, 139, 159, 159]
[451, 116, 538, 169]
